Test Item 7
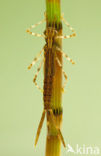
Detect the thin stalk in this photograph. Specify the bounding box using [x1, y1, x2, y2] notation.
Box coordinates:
[45, 0, 63, 156]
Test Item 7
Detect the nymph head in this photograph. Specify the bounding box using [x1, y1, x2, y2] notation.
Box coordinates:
[44, 28, 58, 48]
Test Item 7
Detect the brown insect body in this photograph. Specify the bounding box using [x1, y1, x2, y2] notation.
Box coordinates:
[26, 16, 76, 147]
[43, 27, 57, 110]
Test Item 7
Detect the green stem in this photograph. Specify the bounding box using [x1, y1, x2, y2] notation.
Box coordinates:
[45, 0, 63, 156]
[46, 0, 61, 24]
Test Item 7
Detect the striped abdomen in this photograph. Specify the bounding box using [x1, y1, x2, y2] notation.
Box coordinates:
[43, 47, 55, 110]
[43, 75, 53, 109]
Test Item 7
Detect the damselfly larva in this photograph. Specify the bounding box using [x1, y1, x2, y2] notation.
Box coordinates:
[26, 13, 76, 148]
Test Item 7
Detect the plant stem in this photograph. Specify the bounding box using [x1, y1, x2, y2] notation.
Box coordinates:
[45, 0, 63, 156]
[46, 0, 61, 24]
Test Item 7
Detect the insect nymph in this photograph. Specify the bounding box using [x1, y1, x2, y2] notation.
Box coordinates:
[26, 13, 76, 147]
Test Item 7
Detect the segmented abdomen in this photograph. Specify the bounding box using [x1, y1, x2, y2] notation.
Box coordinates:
[43, 75, 53, 110]
[43, 46, 55, 110]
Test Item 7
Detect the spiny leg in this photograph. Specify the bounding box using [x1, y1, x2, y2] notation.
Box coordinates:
[56, 32, 76, 39]
[35, 109, 46, 146]
[33, 59, 44, 92]
[56, 57, 68, 90]
[28, 48, 44, 70]
[56, 47, 75, 65]
[56, 15, 76, 39]
[49, 109, 66, 148]
[26, 30, 45, 38]
[26, 18, 45, 38]
[61, 14, 76, 33]
[29, 18, 45, 29]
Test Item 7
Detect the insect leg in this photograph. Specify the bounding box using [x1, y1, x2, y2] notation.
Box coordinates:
[26, 18, 45, 38]
[62, 70, 68, 89]
[56, 32, 76, 39]
[49, 109, 66, 148]
[56, 47, 75, 65]
[33, 59, 44, 92]
[26, 31, 45, 38]
[28, 48, 44, 70]
[35, 109, 46, 146]
[28, 19, 45, 29]
[56, 57, 68, 90]
[61, 14, 76, 33]
[56, 15, 76, 39]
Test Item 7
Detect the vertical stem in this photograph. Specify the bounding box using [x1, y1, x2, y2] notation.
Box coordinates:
[45, 0, 63, 156]
[46, 0, 61, 25]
